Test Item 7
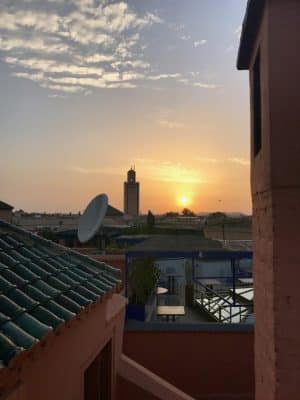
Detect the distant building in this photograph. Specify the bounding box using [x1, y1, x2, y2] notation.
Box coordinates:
[124, 167, 139, 217]
[0, 200, 13, 223]
[12, 204, 126, 233]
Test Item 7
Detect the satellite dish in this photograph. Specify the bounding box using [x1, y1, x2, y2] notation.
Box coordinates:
[77, 194, 108, 243]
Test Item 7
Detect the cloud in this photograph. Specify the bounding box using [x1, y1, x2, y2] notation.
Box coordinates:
[12, 71, 44, 82]
[0, 36, 69, 53]
[122, 72, 144, 81]
[41, 83, 85, 93]
[6, 57, 104, 76]
[157, 119, 185, 129]
[136, 159, 203, 184]
[69, 165, 127, 175]
[148, 73, 181, 80]
[70, 159, 203, 184]
[228, 158, 250, 166]
[193, 39, 207, 47]
[234, 25, 242, 37]
[85, 54, 115, 63]
[0, 10, 62, 33]
[0, 1, 164, 94]
[168, 23, 185, 32]
[197, 157, 219, 163]
[48, 93, 67, 99]
[69, 166, 107, 174]
[131, 158, 203, 184]
[193, 82, 218, 89]
[225, 44, 234, 53]
[112, 59, 150, 70]
[180, 34, 191, 41]
[0, 2, 213, 95]
[48, 76, 107, 88]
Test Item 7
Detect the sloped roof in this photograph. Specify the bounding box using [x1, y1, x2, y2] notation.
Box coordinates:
[106, 205, 124, 217]
[237, 0, 266, 69]
[129, 235, 223, 252]
[0, 220, 121, 367]
[0, 201, 13, 211]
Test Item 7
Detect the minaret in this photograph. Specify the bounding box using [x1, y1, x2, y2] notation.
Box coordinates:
[124, 167, 139, 216]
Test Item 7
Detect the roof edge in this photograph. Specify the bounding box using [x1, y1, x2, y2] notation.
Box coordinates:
[0, 220, 121, 281]
[0, 201, 14, 210]
[237, 0, 266, 70]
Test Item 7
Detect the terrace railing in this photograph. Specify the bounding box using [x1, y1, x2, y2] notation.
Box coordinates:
[194, 280, 253, 324]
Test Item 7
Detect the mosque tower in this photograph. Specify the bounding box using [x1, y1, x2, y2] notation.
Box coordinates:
[124, 167, 139, 216]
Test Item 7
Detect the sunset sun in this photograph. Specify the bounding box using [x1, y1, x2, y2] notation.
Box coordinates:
[179, 196, 190, 207]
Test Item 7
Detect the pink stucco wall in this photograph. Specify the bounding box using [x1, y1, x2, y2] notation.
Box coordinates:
[122, 329, 254, 400]
[1, 294, 126, 400]
[0, 210, 13, 223]
[247, 1, 300, 399]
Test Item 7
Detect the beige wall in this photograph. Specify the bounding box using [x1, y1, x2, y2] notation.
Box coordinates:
[124, 183, 139, 216]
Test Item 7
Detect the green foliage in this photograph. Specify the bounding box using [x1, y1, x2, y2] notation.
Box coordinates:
[164, 211, 179, 217]
[129, 258, 160, 305]
[122, 223, 153, 235]
[38, 229, 58, 243]
[206, 212, 227, 225]
[146, 210, 155, 230]
[182, 208, 196, 216]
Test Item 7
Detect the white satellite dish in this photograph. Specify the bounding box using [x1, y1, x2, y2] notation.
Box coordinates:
[77, 193, 108, 243]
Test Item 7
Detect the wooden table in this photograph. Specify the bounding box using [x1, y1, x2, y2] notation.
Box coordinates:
[156, 287, 168, 295]
[156, 306, 185, 322]
[238, 278, 253, 285]
[197, 279, 221, 286]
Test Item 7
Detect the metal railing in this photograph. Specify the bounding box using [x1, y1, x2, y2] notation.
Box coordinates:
[194, 280, 253, 324]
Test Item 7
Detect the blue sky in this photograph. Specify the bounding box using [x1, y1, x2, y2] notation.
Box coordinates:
[0, 0, 251, 214]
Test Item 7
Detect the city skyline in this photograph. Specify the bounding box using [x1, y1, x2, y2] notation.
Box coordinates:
[0, 0, 251, 214]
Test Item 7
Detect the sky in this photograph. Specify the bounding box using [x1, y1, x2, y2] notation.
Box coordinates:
[0, 0, 251, 215]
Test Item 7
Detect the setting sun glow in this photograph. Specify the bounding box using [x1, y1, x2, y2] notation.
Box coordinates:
[179, 196, 190, 206]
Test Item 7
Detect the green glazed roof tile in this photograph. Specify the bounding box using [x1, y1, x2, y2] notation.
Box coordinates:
[1, 320, 38, 349]
[0, 220, 121, 366]
[0, 295, 25, 318]
[46, 300, 75, 321]
[76, 286, 99, 301]
[34, 280, 60, 297]
[56, 293, 83, 313]
[2, 269, 28, 287]
[0, 332, 22, 364]
[15, 313, 52, 339]
[62, 291, 90, 308]
[0, 275, 16, 293]
[0, 238, 13, 251]
[24, 284, 51, 303]
[7, 289, 38, 310]
[12, 263, 40, 281]
[30, 306, 63, 328]
[47, 276, 70, 291]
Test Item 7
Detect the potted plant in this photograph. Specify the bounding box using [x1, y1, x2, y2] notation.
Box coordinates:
[127, 257, 160, 321]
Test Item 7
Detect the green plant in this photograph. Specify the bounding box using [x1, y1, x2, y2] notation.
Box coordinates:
[129, 257, 160, 305]
[146, 210, 155, 230]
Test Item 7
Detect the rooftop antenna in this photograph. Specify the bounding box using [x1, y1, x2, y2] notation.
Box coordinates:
[77, 194, 108, 243]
